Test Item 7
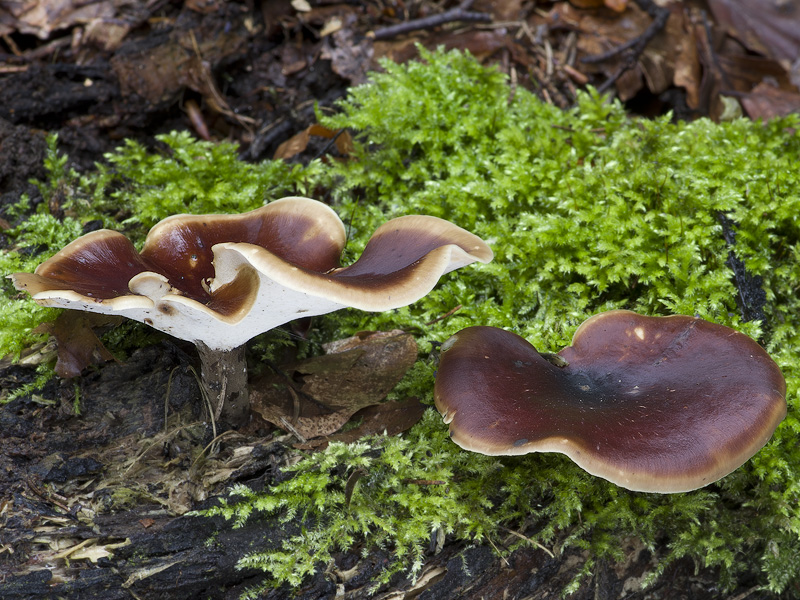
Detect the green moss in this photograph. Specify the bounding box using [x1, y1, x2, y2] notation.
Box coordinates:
[202, 48, 800, 593]
[102, 131, 321, 233]
[0, 209, 84, 362]
[4, 47, 800, 595]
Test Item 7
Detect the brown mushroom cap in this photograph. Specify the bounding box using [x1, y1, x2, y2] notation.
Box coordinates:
[11, 197, 492, 351]
[434, 310, 787, 493]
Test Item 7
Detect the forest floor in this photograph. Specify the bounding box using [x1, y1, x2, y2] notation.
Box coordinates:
[1, 1, 799, 598]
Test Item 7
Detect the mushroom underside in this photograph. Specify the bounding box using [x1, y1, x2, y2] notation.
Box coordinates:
[11, 197, 494, 428]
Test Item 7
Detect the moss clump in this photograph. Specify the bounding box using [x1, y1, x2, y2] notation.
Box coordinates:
[203, 48, 800, 594]
[4, 46, 800, 595]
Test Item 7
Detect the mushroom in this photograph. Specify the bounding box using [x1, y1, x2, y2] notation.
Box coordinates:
[11, 196, 493, 427]
[434, 310, 786, 493]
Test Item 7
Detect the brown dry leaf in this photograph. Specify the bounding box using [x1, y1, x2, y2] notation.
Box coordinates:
[571, 0, 631, 11]
[294, 397, 426, 451]
[319, 16, 343, 38]
[717, 52, 795, 92]
[375, 29, 508, 65]
[692, 12, 798, 121]
[673, 16, 702, 109]
[568, 0, 606, 9]
[82, 18, 130, 51]
[273, 123, 353, 160]
[251, 330, 418, 440]
[740, 82, 800, 120]
[34, 312, 118, 379]
[604, 0, 629, 12]
[110, 29, 245, 107]
[321, 13, 373, 85]
[708, 0, 800, 63]
[475, 0, 523, 21]
[185, 0, 221, 15]
[0, 0, 116, 39]
[638, 9, 695, 96]
[559, 2, 691, 102]
[556, 2, 651, 100]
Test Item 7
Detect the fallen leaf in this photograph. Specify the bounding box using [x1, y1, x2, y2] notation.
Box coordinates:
[273, 127, 312, 160]
[321, 13, 374, 85]
[273, 123, 353, 160]
[0, 0, 114, 39]
[185, 0, 221, 14]
[604, 0, 628, 12]
[111, 28, 245, 107]
[374, 30, 508, 65]
[673, 16, 702, 109]
[484, 0, 524, 21]
[294, 397, 426, 450]
[251, 330, 418, 440]
[320, 16, 343, 37]
[708, 0, 800, 63]
[740, 82, 800, 120]
[291, 0, 311, 13]
[34, 312, 118, 379]
[83, 18, 130, 52]
[69, 543, 113, 563]
[568, 0, 605, 9]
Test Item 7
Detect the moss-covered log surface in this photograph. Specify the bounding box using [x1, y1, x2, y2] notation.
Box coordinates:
[0, 346, 773, 599]
[2, 2, 800, 599]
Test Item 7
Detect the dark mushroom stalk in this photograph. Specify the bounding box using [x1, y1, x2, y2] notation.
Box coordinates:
[435, 310, 787, 493]
[11, 197, 493, 427]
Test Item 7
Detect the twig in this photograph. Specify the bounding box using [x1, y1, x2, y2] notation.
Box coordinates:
[311, 128, 348, 161]
[581, 0, 669, 65]
[263, 358, 330, 412]
[425, 304, 462, 326]
[580, 0, 669, 93]
[485, 535, 511, 567]
[369, 0, 491, 41]
[345, 468, 367, 508]
[25, 479, 72, 514]
[500, 525, 556, 558]
[595, 63, 630, 94]
[279, 416, 308, 444]
[0, 65, 28, 73]
[2, 34, 21, 56]
[402, 479, 446, 485]
[190, 429, 239, 470]
[700, 9, 733, 91]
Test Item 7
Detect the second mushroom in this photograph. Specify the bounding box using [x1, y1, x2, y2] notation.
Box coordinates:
[11, 197, 493, 427]
[434, 310, 786, 493]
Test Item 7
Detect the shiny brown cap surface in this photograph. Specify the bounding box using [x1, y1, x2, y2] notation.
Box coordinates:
[11, 198, 492, 350]
[434, 311, 787, 493]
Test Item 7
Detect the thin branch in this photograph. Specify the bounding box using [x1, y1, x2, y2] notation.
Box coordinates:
[580, 0, 670, 93]
[369, 0, 492, 41]
[500, 526, 556, 558]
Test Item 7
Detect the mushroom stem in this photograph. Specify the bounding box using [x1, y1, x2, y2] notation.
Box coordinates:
[196, 342, 250, 427]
